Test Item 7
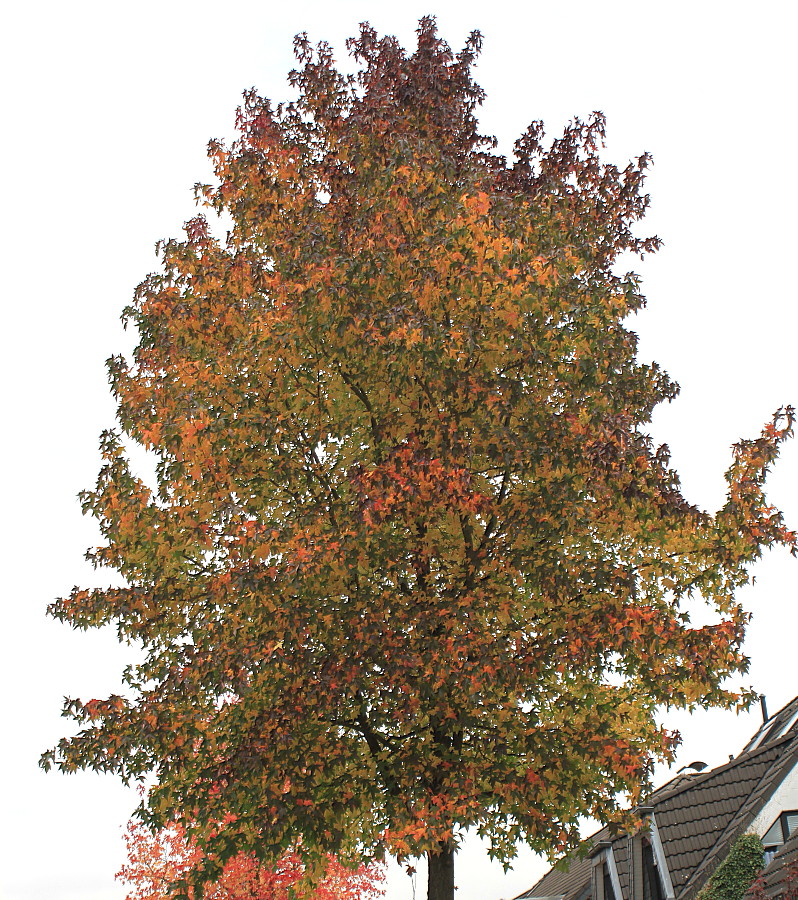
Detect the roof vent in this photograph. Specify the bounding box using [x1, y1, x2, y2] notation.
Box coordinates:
[677, 761, 707, 774]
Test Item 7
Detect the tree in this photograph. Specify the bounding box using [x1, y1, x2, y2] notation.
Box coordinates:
[747, 854, 798, 900]
[42, 17, 795, 900]
[118, 815, 383, 900]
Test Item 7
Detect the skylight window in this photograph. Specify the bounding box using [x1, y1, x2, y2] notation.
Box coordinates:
[776, 709, 798, 740]
[745, 718, 777, 753]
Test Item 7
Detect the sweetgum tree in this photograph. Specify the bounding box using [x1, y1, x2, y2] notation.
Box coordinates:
[43, 18, 795, 900]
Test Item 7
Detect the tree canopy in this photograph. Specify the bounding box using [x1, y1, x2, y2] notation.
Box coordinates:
[43, 17, 795, 900]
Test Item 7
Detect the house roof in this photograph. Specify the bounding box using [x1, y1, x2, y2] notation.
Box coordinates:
[653, 730, 798, 899]
[514, 849, 597, 900]
[517, 695, 798, 900]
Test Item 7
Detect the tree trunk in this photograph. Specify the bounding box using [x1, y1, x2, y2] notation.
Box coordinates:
[427, 841, 455, 900]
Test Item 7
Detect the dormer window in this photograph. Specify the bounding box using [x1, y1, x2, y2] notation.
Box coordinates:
[628, 809, 673, 900]
[642, 839, 664, 900]
[590, 842, 619, 900]
[602, 865, 617, 900]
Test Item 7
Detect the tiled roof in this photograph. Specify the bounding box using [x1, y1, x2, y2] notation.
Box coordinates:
[677, 737, 798, 900]
[516, 695, 798, 900]
[513, 848, 594, 900]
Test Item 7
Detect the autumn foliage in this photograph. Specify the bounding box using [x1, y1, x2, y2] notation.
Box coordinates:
[747, 860, 798, 900]
[118, 817, 383, 900]
[44, 17, 794, 900]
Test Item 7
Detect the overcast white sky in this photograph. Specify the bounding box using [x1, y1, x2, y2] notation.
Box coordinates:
[2, 2, 797, 899]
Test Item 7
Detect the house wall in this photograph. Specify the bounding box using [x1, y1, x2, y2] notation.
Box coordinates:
[749, 761, 798, 836]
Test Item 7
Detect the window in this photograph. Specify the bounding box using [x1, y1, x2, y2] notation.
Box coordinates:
[762, 810, 798, 863]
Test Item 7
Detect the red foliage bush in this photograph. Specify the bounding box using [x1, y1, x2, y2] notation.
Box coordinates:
[118, 818, 384, 900]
